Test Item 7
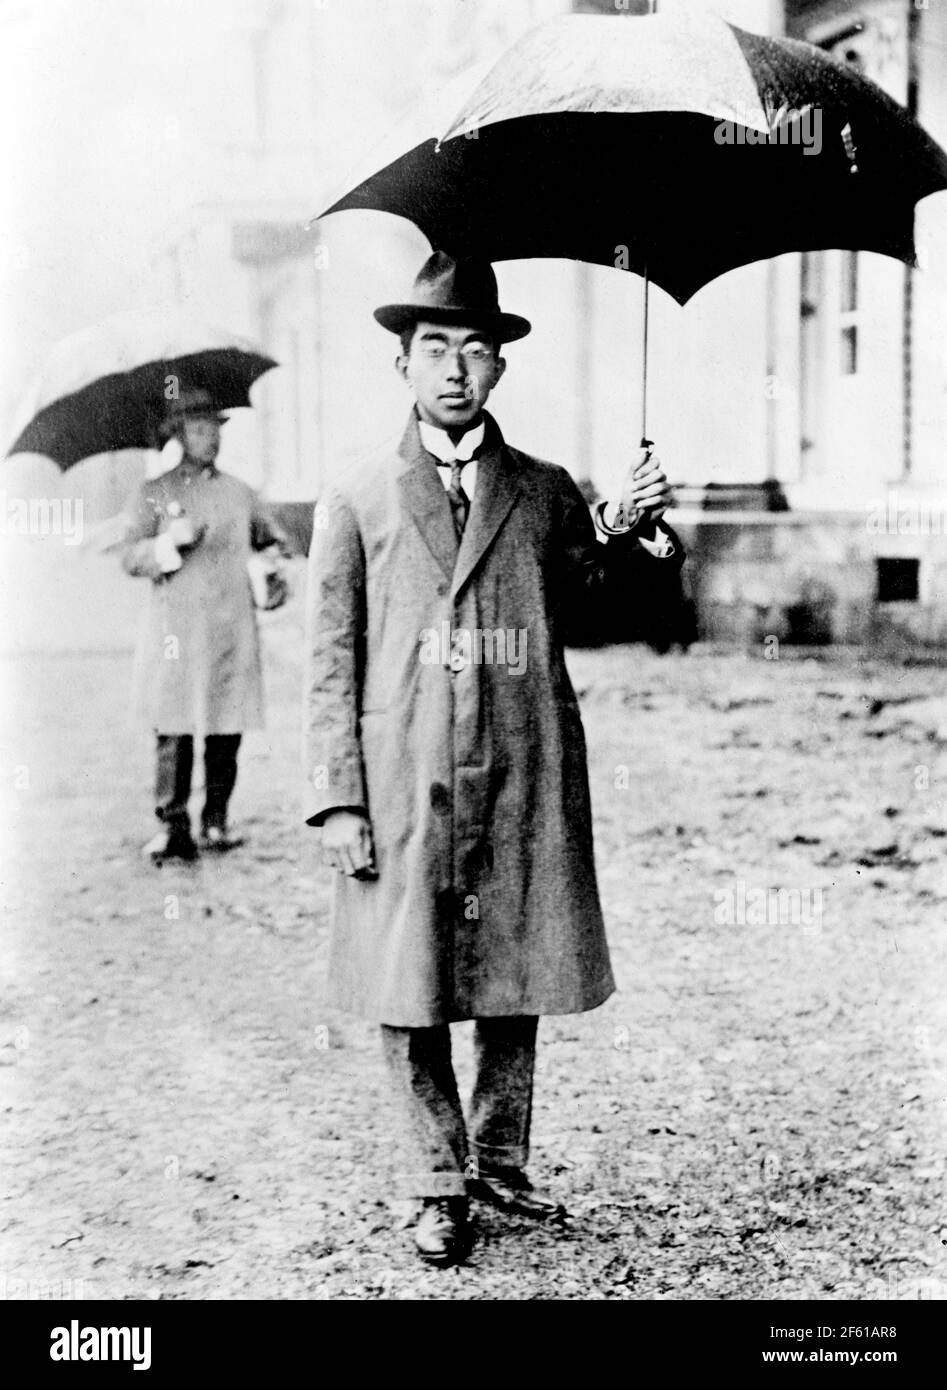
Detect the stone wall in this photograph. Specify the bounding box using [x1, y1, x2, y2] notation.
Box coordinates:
[676, 511, 947, 654]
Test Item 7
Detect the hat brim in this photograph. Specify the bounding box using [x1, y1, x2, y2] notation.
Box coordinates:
[165, 408, 229, 423]
[158, 409, 229, 442]
[374, 303, 531, 344]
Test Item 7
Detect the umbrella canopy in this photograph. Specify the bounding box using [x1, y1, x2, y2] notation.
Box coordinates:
[7, 310, 277, 469]
[317, 9, 947, 305]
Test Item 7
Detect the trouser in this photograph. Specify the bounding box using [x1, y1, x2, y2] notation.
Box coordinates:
[380, 1016, 538, 1198]
[154, 733, 242, 832]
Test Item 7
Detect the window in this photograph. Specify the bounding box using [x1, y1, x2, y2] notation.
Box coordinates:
[840, 249, 858, 313]
[815, 22, 868, 72]
[841, 325, 858, 375]
[799, 250, 820, 470]
[875, 557, 919, 603]
[839, 250, 858, 374]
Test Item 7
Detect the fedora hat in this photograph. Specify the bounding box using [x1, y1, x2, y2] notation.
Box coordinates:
[163, 387, 228, 421]
[374, 251, 531, 344]
[158, 388, 228, 443]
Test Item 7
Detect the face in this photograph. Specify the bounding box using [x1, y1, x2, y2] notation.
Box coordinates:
[397, 321, 505, 431]
[180, 415, 222, 463]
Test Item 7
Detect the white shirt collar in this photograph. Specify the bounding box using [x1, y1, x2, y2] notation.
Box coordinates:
[418, 417, 485, 465]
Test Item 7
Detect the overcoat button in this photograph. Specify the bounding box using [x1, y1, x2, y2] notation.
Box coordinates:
[430, 782, 450, 813]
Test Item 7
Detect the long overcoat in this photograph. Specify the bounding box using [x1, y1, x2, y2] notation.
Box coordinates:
[122, 458, 280, 735]
[304, 411, 684, 1027]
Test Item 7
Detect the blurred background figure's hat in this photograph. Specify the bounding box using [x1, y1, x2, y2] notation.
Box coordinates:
[162, 386, 229, 423]
[374, 250, 531, 343]
[158, 387, 229, 442]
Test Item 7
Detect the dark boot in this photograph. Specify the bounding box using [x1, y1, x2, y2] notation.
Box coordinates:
[148, 735, 198, 860]
[201, 734, 243, 850]
[468, 1164, 566, 1221]
[142, 824, 199, 863]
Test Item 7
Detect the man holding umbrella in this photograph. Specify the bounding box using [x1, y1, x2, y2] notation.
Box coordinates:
[122, 388, 286, 863]
[304, 251, 684, 1266]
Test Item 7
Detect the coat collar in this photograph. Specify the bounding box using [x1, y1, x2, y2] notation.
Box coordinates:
[396, 410, 520, 599]
[417, 416, 485, 464]
[168, 454, 217, 481]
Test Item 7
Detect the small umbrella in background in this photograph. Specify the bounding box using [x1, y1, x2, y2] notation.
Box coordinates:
[315, 5, 947, 444]
[7, 310, 277, 469]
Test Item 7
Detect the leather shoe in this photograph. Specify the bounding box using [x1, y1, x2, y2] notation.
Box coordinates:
[142, 826, 199, 863]
[469, 1166, 566, 1221]
[414, 1197, 470, 1267]
[199, 824, 244, 853]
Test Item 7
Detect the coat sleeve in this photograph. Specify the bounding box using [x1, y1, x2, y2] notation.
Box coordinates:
[303, 490, 368, 826]
[555, 469, 688, 650]
[249, 493, 291, 556]
[119, 484, 169, 582]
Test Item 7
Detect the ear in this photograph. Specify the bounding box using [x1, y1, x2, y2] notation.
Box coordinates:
[396, 354, 411, 384]
[492, 356, 507, 388]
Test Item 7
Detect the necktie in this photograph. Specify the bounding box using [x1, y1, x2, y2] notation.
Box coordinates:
[446, 459, 470, 540]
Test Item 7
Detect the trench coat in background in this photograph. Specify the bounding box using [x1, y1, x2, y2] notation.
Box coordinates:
[121, 459, 282, 735]
[304, 411, 685, 1028]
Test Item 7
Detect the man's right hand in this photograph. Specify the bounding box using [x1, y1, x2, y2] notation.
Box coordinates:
[618, 444, 671, 527]
[320, 810, 377, 879]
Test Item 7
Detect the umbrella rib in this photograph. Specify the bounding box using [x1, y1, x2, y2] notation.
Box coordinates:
[641, 262, 650, 444]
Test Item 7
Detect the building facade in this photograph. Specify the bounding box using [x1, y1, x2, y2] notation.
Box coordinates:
[152, 0, 947, 649]
[685, 0, 947, 650]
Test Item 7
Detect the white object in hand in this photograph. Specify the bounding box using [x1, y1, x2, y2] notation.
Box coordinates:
[166, 516, 198, 548]
[153, 531, 182, 574]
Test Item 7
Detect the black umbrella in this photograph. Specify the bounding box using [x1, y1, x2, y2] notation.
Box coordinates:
[315, 6, 947, 439]
[7, 310, 277, 469]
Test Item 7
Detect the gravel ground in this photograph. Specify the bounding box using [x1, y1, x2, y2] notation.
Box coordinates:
[2, 593, 946, 1301]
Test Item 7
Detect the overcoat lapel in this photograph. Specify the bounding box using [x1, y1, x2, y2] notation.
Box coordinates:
[395, 417, 458, 581]
[450, 436, 520, 601]
[395, 411, 521, 595]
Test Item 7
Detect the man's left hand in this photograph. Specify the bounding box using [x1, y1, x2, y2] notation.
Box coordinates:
[619, 446, 672, 526]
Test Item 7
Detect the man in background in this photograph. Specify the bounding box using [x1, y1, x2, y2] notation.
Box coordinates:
[121, 389, 285, 863]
